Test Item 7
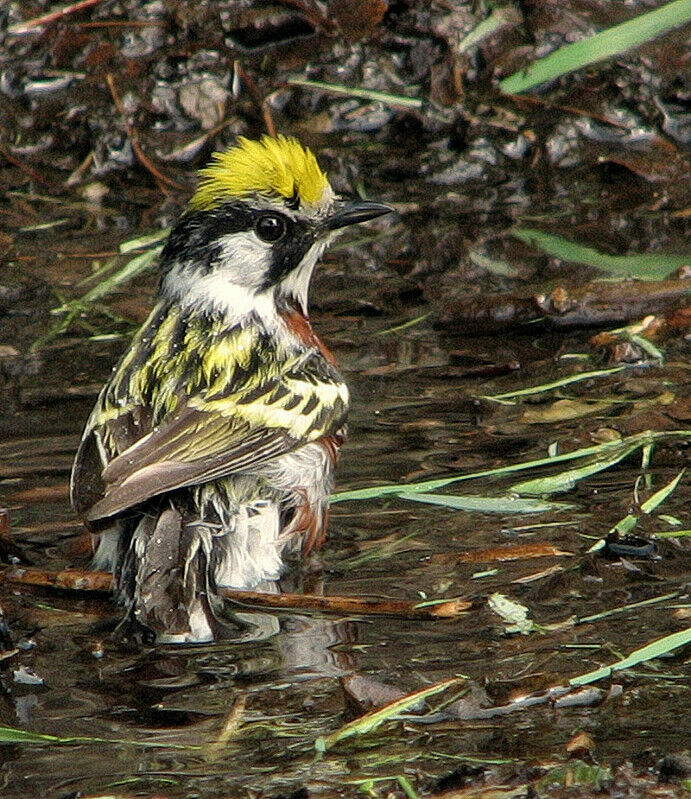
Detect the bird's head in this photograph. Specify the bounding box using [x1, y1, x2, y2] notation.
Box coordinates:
[159, 135, 391, 321]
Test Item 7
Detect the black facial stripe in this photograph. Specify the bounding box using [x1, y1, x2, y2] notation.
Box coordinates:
[263, 220, 315, 288]
[158, 200, 316, 287]
[160, 203, 256, 277]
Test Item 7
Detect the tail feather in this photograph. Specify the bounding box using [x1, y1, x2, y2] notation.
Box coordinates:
[88, 447, 336, 642]
[91, 496, 292, 642]
[132, 507, 215, 642]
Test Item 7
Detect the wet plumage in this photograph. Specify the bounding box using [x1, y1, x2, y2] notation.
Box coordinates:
[71, 135, 390, 642]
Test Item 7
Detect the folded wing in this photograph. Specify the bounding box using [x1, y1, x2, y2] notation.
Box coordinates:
[72, 350, 348, 522]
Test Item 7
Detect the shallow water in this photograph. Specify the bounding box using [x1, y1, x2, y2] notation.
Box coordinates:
[1, 174, 690, 798]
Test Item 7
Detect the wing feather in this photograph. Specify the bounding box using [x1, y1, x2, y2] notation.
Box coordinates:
[80, 346, 348, 522]
[86, 424, 294, 521]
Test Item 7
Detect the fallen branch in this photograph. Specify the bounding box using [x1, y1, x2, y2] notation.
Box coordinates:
[435, 279, 690, 330]
[0, 145, 55, 188]
[0, 566, 471, 620]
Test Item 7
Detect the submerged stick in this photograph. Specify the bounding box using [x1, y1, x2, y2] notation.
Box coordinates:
[219, 589, 471, 619]
[1, 566, 113, 592]
[0, 566, 470, 620]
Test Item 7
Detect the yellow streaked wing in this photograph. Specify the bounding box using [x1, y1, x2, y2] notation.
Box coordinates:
[84, 352, 348, 521]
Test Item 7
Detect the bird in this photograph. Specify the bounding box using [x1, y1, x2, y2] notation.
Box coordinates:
[70, 134, 391, 643]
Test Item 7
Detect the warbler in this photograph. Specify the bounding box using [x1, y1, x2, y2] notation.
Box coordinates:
[70, 135, 391, 643]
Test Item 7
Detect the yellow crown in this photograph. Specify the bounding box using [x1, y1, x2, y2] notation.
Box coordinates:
[188, 135, 331, 211]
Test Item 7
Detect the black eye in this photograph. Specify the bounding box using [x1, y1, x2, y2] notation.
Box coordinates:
[255, 213, 287, 243]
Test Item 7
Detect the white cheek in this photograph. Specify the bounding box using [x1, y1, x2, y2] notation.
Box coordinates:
[161, 230, 279, 327]
[160, 226, 333, 329]
[216, 231, 272, 289]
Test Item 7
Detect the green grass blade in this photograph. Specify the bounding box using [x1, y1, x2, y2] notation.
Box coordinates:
[0, 726, 199, 749]
[501, 0, 691, 94]
[287, 78, 423, 109]
[119, 229, 169, 253]
[398, 492, 573, 514]
[53, 246, 163, 319]
[315, 679, 457, 752]
[611, 513, 639, 536]
[569, 627, 691, 686]
[481, 366, 626, 401]
[331, 431, 691, 503]
[75, 254, 122, 288]
[629, 333, 665, 362]
[457, 6, 521, 53]
[376, 312, 432, 337]
[397, 776, 419, 799]
[510, 441, 641, 496]
[609, 469, 686, 535]
[577, 592, 679, 624]
[468, 250, 519, 278]
[640, 469, 686, 513]
[78, 245, 163, 305]
[0, 728, 74, 744]
[511, 228, 691, 280]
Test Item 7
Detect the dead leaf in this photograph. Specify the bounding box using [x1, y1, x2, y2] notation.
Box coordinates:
[666, 396, 691, 421]
[512, 564, 565, 584]
[566, 730, 595, 757]
[433, 786, 529, 798]
[341, 674, 413, 713]
[458, 544, 573, 563]
[521, 399, 609, 424]
[590, 427, 623, 443]
[596, 139, 691, 184]
[665, 305, 691, 331]
[488, 593, 534, 634]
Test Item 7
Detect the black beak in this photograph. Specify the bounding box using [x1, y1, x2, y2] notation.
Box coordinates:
[323, 200, 393, 231]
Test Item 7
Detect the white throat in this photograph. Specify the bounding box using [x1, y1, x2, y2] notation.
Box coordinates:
[279, 238, 329, 314]
[161, 235, 332, 329]
[163, 265, 279, 329]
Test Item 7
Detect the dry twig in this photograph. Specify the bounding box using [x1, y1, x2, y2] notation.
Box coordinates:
[8, 0, 107, 34]
[234, 64, 277, 138]
[106, 74, 184, 193]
